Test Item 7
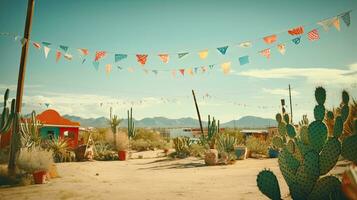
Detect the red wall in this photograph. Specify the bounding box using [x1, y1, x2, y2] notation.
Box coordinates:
[59, 127, 79, 148]
[0, 130, 11, 149]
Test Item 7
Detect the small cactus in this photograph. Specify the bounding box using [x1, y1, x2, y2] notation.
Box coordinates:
[127, 107, 136, 140]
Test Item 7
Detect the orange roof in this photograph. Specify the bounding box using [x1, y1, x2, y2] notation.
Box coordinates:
[36, 109, 80, 127]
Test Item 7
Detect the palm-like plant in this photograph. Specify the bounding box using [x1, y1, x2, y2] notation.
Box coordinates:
[20, 111, 42, 148]
[108, 115, 122, 148]
[46, 137, 70, 162]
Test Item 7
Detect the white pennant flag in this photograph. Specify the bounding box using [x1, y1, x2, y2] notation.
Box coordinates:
[277, 44, 286, 55]
[44, 46, 51, 59]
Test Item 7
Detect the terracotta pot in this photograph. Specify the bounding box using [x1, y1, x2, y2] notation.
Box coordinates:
[33, 170, 47, 184]
[48, 164, 58, 178]
[118, 150, 127, 161]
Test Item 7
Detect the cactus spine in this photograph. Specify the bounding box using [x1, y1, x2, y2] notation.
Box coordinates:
[127, 107, 136, 140]
[257, 87, 355, 200]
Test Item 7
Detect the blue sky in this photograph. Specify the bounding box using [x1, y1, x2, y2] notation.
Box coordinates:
[0, 0, 356, 123]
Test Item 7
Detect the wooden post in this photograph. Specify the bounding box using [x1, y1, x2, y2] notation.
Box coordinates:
[289, 84, 293, 123]
[192, 90, 204, 134]
[15, 0, 35, 113]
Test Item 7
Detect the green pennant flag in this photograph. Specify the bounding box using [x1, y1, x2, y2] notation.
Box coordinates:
[92, 61, 99, 71]
[178, 52, 189, 59]
[42, 42, 51, 47]
[217, 46, 229, 55]
[59, 45, 69, 52]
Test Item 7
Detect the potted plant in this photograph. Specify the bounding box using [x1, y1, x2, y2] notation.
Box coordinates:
[17, 147, 54, 184]
[117, 133, 129, 161]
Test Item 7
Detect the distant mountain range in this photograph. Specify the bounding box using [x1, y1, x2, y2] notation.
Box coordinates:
[63, 115, 277, 129]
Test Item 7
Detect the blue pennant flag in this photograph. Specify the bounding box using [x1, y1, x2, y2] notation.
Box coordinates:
[115, 54, 128, 62]
[209, 64, 215, 69]
[292, 37, 301, 45]
[239, 56, 249, 66]
[92, 61, 99, 71]
[178, 52, 189, 59]
[59, 45, 69, 52]
[217, 46, 229, 55]
[341, 12, 351, 27]
[42, 42, 51, 47]
[194, 67, 198, 74]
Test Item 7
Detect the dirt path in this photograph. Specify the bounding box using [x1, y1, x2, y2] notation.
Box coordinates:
[0, 157, 289, 200]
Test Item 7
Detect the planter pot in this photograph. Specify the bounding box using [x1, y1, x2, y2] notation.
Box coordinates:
[235, 147, 247, 160]
[33, 170, 47, 184]
[48, 164, 58, 178]
[268, 148, 279, 158]
[118, 150, 127, 161]
[204, 149, 218, 166]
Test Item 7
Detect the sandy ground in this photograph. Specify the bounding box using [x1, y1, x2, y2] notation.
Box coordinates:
[0, 151, 292, 200]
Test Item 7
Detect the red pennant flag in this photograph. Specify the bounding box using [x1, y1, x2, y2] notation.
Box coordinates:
[288, 26, 304, 35]
[179, 69, 185, 76]
[136, 54, 148, 65]
[32, 42, 41, 49]
[95, 51, 106, 61]
[56, 51, 62, 63]
[263, 35, 277, 44]
[308, 29, 320, 41]
[158, 54, 169, 64]
[78, 48, 89, 56]
[260, 48, 271, 59]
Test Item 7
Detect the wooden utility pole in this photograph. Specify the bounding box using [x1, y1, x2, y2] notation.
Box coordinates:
[288, 84, 293, 123]
[192, 90, 204, 134]
[15, 0, 35, 113]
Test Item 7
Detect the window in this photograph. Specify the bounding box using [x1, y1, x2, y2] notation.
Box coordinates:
[64, 131, 75, 139]
[47, 131, 55, 140]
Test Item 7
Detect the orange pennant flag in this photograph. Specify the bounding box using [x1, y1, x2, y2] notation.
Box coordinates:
[158, 54, 169, 64]
[171, 70, 176, 77]
[263, 35, 277, 44]
[106, 64, 112, 75]
[55, 50, 61, 63]
[136, 54, 148, 65]
[332, 17, 340, 31]
[220, 62, 231, 75]
[288, 26, 304, 35]
[95, 51, 106, 61]
[187, 68, 194, 76]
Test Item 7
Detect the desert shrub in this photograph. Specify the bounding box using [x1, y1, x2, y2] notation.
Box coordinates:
[189, 144, 206, 157]
[45, 138, 74, 162]
[93, 142, 118, 161]
[17, 147, 54, 173]
[0, 146, 9, 164]
[220, 129, 245, 145]
[130, 139, 150, 151]
[79, 128, 107, 144]
[116, 132, 129, 151]
[245, 136, 269, 155]
[170, 136, 191, 158]
[130, 128, 168, 151]
[216, 134, 238, 164]
[133, 128, 161, 141]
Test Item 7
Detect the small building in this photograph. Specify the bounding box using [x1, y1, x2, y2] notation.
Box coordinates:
[37, 109, 80, 148]
[241, 129, 269, 140]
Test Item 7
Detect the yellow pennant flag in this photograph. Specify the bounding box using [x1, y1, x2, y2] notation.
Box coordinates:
[187, 68, 194, 76]
[198, 49, 208, 59]
[221, 62, 231, 75]
[332, 17, 340, 31]
[105, 64, 112, 75]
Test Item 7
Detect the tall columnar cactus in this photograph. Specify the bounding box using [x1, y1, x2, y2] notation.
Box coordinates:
[0, 89, 16, 135]
[127, 107, 136, 140]
[206, 115, 219, 148]
[257, 87, 355, 200]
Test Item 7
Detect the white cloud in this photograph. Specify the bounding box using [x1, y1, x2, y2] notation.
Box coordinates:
[238, 66, 357, 85]
[262, 88, 299, 96]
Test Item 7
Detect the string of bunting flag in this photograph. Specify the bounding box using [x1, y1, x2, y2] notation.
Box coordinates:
[0, 10, 352, 77]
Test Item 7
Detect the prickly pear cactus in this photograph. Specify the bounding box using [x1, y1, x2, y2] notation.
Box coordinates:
[257, 87, 355, 200]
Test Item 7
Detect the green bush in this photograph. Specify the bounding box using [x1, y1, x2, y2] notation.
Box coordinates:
[189, 144, 206, 157]
[220, 129, 245, 145]
[130, 128, 168, 151]
[245, 137, 269, 155]
[130, 139, 151, 151]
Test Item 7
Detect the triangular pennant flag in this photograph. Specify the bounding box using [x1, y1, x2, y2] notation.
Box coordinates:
[201, 66, 207, 73]
[308, 29, 320, 41]
[136, 54, 148, 65]
[117, 66, 122, 70]
[44, 46, 51, 59]
[32, 42, 41, 49]
[152, 70, 158, 75]
[277, 44, 286, 55]
[78, 48, 89, 56]
[260, 48, 271, 59]
[220, 62, 231, 75]
[194, 67, 198, 74]
[55, 50, 62, 63]
[209, 64, 214, 69]
[239, 41, 252, 48]
[42, 42, 51, 47]
[45, 103, 50, 108]
[341, 11, 351, 27]
[263, 35, 277, 44]
[292, 37, 301, 45]
[179, 69, 185, 76]
[92, 61, 99, 71]
[64, 53, 73, 60]
[178, 52, 189, 59]
[115, 54, 127, 62]
[239, 56, 249, 65]
[332, 17, 340, 31]
[95, 51, 107, 61]
[187, 68, 194, 76]
[317, 18, 335, 31]
[14, 36, 19, 41]
[59, 45, 69, 52]
[105, 64, 112, 75]
[288, 26, 304, 35]
[171, 70, 176, 77]
[158, 54, 169, 64]
[217, 46, 229, 55]
[198, 49, 208, 59]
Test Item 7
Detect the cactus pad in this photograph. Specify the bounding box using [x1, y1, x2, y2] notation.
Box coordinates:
[256, 169, 281, 200]
[308, 121, 327, 153]
[308, 176, 342, 200]
[300, 126, 309, 145]
[319, 137, 341, 175]
[275, 113, 282, 123]
[283, 113, 290, 124]
[279, 148, 300, 174]
[313, 105, 325, 121]
[272, 136, 283, 149]
[342, 90, 349, 105]
[326, 111, 334, 120]
[286, 124, 296, 138]
[341, 105, 349, 122]
[333, 116, 343, 138]
[304, 151, 320, 179]
[315, 87, 326, 105]
[278, 122, 287, 136]
[341, 134, 357, 163]
[287, 140, 295, 153]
